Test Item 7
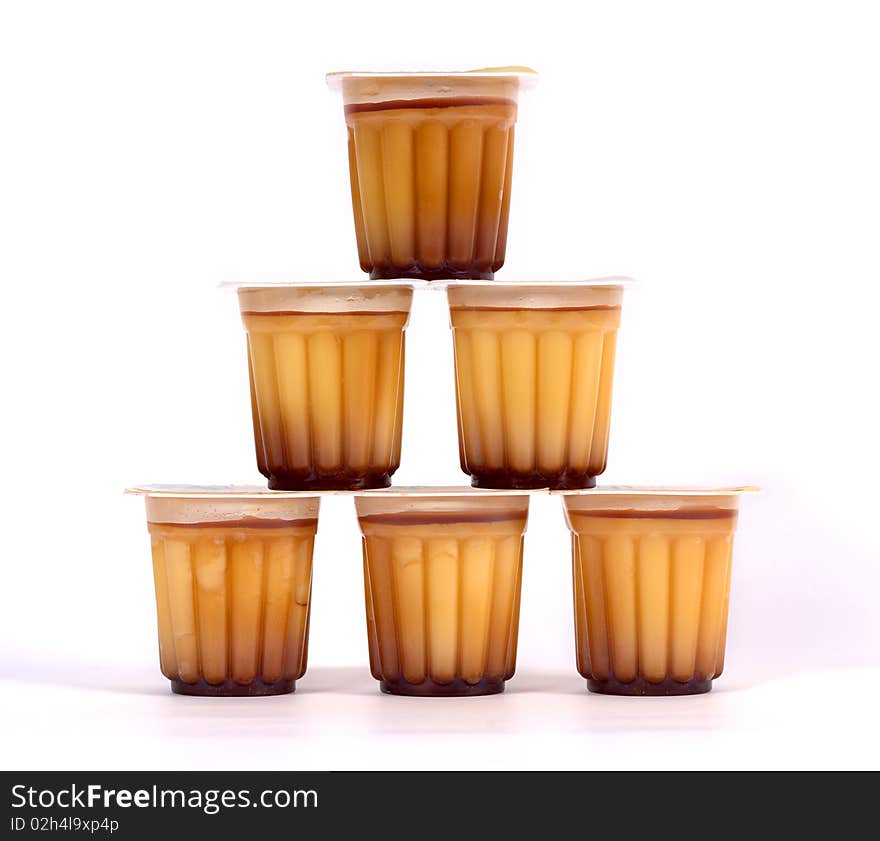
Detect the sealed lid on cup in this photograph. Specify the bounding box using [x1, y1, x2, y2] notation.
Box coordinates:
[236, 283, 415, 315]
[354, 485, 530, 524]
[126, 484, 320, 526]
[559, 486, 758, 520]
[447, 277, 629, 311]
[326, 67, 538, 107]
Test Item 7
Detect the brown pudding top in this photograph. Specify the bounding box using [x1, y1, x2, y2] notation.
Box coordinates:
[359, 509, 526, 527]
[449, 305, 622, 314]
[148, 517, 318, 530]
[241, 309, 411, 318]
[345, 96, 517, 115]
[569, 508, 737, 521]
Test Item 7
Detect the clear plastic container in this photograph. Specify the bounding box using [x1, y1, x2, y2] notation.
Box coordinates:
[560, 487, 757, 696]
[354, 487, 531, 696]
[447, 280, 625, 489]
[327, 68, 537, 281]
[128, 485, 320, 696]
[237, 283, 414, 490]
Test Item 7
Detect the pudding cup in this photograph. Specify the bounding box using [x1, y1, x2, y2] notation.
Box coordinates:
[238, 283, 413, 490]
[354, 487, 530, 696]
[448, 280, 625, 490]
[328, 68, 536, 280]
[561, 487, 755, 695]
[128, 485, 320, 696]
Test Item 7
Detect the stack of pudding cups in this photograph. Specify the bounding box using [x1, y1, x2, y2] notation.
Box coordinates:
[129, 67, 755, 699]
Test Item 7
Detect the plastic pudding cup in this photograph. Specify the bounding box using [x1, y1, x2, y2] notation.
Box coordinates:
[447, 280, 625, 490]
[327, 68, 537, 281]
[354, 487, 530, 696]
[128, 485, 320, 696]
[560, 487, 756, 696]
[238, 283, 414, 490]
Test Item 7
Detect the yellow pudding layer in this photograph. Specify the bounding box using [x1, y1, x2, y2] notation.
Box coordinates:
[346, 101, 517, 278]
[148, 520, 316, 688]
[358, 511, 526, 691]
[450, 306, 620, 486]
[566, 509, 737, 689]
[242, 310, 408, 488]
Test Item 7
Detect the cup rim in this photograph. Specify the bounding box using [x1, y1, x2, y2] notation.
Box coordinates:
[126, 484, 323, 500]
[219, 279, 425, 292]
[438, 275, 636, 291]
[326, 66, 538, 90]
[353, 485, 534, 498]
[236, 283, 416, 315]
[553, 485, 760, 497]
[219, 278, 633, 293]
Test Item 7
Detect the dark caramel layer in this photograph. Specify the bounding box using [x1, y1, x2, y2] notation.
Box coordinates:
[358, 509, 525, 527]
[569, 508, 737, 520]
[345, 96, 517, 115]
[148, 517, 318, 530]
[268, 470, 392, 492]
[172, 677, 297, 697]
[587, 676, 713, 696]
[371, 265, 494, 282]
[241, 310, 410, 318]
[472, 470, 597, 491]
[379, 676, 506, 697]
[450, 305, 622, 313]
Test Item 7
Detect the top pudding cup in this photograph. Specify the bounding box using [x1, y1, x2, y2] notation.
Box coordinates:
[237, 282, 414, 490]
[327, 68, 537, 281]
[446, 279, 626, 490]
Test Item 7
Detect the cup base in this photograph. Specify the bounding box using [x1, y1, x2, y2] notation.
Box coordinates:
[586, 676, 712, 696]
[266, 471, 393, 491]
[369, 265, 495, 282]
[379, 677, 505, 697]
[171, 677, 297, 697]
[470, 471, 597, 491]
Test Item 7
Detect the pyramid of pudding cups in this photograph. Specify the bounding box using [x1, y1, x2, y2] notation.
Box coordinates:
[129, 67, 754, 699]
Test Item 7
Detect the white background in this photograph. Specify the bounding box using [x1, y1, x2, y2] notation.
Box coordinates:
[1, 0, 878, 770]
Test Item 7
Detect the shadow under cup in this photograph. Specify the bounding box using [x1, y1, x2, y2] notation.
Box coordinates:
[355, 490, 530, 696]
[448, 282, 623, 490]
[562, 489, 751, 696]
[239, 284, 413, 491]
[329, 69, 535, 280]
[135, 488, 320, 696]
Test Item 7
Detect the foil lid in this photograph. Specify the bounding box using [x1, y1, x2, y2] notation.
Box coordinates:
[553, 486, 759, 496]
[352, 485, 533, 498]
[235, 283, 414, 315]
[327, 67, 537, 106]
[126, 484, 321, 499]
[127, 485, 320, 526]
[326, 66, 538, 87]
